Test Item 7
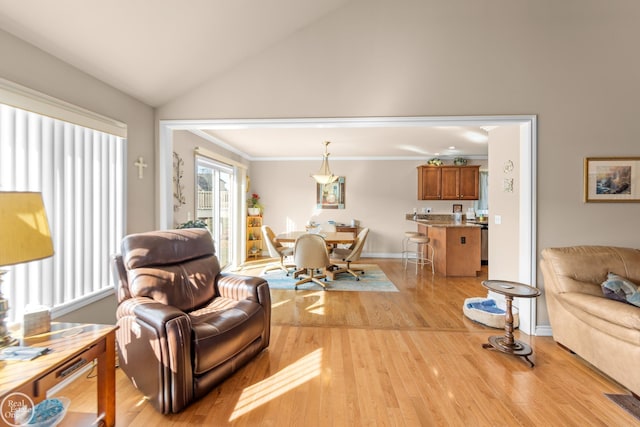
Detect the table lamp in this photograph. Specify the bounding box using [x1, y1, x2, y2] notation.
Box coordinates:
[0, 192, 54, 347]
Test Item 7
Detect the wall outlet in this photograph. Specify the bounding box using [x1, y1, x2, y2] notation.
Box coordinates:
[494, 215, 502, 225]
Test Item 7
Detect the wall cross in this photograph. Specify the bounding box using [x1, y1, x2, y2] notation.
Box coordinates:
[134, 156, 148, 179]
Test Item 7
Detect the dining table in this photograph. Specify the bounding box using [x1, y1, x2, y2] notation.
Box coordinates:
[275, 231, 356, 245]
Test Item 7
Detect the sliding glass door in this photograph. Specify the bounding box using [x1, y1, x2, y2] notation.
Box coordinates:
[196, 156, 233, 268]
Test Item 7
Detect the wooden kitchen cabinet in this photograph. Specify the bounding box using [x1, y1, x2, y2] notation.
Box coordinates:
[417, 166, 442, 200]
[417, 165, 479, 200]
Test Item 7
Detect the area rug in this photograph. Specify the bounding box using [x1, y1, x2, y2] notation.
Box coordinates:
[261, 264, 399, 292]
[605, 393, 640, 422]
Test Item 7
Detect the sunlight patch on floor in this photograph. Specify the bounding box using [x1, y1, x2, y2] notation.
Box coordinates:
[271, 299, 291, 309]
[305, 291, 326, 315]
[230, 348, 323, 421]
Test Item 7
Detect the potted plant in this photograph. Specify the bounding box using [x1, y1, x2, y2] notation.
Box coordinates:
[247, 193, 263, 216]
[176, 219, 208, 229]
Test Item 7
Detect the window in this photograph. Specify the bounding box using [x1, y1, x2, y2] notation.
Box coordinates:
[0, 90, 126, 323]
[196, 156, 233, 268]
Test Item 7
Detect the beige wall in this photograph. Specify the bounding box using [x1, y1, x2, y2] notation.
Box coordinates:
[0, 29, 156, 324]
[488, 126, 521, 282]
[4, 0, 640, 328]
[158, 0, 640, 329]
[250, 159, 484, 255]
[0, 29, 156, 234]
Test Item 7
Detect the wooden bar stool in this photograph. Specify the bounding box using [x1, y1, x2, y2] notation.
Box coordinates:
[405, 235, 435, 274]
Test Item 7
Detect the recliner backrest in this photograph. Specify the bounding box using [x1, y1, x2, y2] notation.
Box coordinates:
[119, 228, 220, 311]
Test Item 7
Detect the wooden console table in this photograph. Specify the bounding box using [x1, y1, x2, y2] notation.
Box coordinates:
[0, 322, 117, 426]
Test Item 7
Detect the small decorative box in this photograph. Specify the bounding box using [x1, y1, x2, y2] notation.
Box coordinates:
[23, 305, 51, 337]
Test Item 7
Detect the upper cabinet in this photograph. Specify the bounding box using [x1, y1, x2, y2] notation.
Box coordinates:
[417, 165, 479, 200]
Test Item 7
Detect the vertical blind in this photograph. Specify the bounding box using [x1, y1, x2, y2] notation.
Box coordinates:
[0, 103, 126, 322]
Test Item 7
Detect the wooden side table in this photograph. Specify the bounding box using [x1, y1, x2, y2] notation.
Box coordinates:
[0, 322, 117, 426]
[481, 280, 541, 367]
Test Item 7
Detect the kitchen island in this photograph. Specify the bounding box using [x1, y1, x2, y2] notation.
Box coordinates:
[407, 214, 482, 276]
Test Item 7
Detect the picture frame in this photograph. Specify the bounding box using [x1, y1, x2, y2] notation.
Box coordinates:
[584, 157, 640, 202]
[317, 177, 345, 209]
[452, 204, 463, 213]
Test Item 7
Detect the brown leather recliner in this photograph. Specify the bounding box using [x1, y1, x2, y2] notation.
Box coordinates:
[112, 228, 271, 414]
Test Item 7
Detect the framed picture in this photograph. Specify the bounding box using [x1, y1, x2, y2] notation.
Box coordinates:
[317, 177, 345, 209]
[452, 204, 463, 213]
[584, 157, 640, 202]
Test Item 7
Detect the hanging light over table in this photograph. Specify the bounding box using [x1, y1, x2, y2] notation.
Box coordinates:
[311, 141, 339, 184]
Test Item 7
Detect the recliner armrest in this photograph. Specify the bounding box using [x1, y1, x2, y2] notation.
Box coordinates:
[217, 274, 271, 348]
[217, 273, 269, 304]
[117, 297, 189, 329]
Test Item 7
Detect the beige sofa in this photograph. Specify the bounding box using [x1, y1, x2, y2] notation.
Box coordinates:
[540, 246, 640, 396]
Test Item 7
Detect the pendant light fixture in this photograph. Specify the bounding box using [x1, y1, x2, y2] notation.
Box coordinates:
[311, 141, 339, 184]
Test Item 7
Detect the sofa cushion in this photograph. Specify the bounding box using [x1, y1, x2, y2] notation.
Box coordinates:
[189, 298, 265, 375]
[601, 273, 640, 307]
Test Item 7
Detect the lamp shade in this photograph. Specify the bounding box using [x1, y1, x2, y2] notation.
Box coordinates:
[0, 192, 54, 267]
[311, 141, 339, 184]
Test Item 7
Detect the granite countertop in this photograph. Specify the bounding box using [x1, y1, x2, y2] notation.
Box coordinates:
[405, 213, 483, 228]
[414, 219, 482, 228]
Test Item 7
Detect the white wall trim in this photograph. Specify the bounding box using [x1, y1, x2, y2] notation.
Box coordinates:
[0, 77, 127, 137]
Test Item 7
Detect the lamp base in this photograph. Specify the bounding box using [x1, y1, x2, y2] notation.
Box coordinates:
[0, 335, 18, 348]
[0, 269, 18, 348]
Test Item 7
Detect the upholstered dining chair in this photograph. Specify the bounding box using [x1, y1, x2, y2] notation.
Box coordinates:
[293, 233, 332, 289]
[327, 227, 369, 280]
[261, 225, 295, 275]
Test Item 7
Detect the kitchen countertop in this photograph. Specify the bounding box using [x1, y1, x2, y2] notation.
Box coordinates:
[405, 213, 487, 228]
[411, 219, 483, 228]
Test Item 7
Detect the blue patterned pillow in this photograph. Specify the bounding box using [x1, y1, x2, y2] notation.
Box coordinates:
[601, 273, 640, 307]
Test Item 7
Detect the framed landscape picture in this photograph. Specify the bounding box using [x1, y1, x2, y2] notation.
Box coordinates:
[317, 176, 345, 209]
[584, 157, 640, 202]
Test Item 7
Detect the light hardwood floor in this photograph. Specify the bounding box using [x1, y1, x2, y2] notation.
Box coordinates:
[61, 259, 637, 426]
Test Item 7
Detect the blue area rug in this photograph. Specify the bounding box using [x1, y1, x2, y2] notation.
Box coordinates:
[261, 264, 399, 292]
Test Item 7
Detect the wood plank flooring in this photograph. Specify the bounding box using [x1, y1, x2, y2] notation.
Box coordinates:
[59, 259, 637, 426]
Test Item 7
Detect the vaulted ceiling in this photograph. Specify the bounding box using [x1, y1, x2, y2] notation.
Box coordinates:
[0, 0, 491, 159]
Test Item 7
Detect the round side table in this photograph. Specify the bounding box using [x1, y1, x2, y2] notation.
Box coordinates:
[481, 280, 541, 367]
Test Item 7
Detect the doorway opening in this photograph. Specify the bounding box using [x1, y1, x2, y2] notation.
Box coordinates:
[158, 115, 538, 333]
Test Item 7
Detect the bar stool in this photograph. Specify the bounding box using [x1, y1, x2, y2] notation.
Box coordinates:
[402, 231, 422, 267]
[405, 235, 435, 274]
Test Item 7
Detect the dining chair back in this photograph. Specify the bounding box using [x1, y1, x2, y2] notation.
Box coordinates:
[261, 225, 294, 274]
[293, 233, 331, 289]
[328, 227, 370, 280]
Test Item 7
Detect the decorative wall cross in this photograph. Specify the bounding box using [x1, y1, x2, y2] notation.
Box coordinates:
[134, 156, 147, 179]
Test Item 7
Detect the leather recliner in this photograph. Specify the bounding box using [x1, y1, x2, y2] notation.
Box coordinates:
[112, 228, 271, 414]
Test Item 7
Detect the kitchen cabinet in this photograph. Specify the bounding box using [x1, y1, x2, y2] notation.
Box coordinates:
[427, 225, 481, 276]
[417, 165, 479, 200]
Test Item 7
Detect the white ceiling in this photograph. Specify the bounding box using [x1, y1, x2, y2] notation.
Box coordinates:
[198, 125, 489, 160]
[0, 0, 491, 159]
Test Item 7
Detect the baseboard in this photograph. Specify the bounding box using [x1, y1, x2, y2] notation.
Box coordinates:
[535, 325, 553, 336]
